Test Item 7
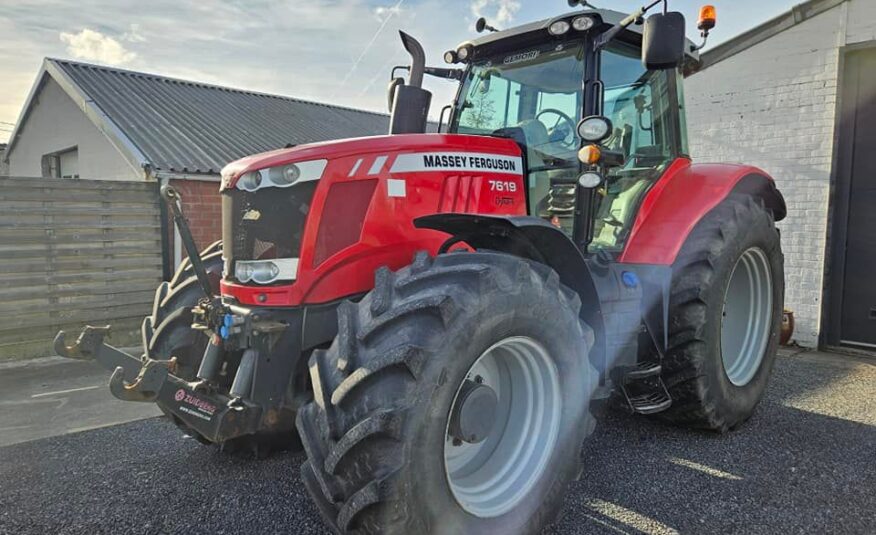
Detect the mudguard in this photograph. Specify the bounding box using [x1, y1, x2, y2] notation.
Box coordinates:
[414, 213, 606, 364]
[619, 160, 786, 265]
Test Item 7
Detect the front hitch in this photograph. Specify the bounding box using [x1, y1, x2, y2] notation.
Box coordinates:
[54, 325, 266, 442]
[53, 326, 176, 403]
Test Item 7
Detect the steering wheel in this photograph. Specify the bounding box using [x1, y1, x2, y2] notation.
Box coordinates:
[535, 108, 577, 150]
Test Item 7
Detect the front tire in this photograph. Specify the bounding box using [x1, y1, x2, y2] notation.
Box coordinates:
[660, 194, 784, 431]
[297, 251, 596, 534]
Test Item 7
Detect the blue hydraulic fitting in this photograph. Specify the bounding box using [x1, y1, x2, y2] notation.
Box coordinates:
[621, 271, 639, 289]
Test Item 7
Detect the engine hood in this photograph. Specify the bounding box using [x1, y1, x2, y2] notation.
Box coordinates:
[220, 133, 521, 190]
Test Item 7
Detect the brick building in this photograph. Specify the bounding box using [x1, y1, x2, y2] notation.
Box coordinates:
[686, 0, 876, 349]
[2, 58, 392, 267]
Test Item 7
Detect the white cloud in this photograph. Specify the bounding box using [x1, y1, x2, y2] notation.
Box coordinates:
[59, 28, 136, 65]
[374, 4, 403, 22]
[469, 0, 521, 25]
[122, 23, 147, 43]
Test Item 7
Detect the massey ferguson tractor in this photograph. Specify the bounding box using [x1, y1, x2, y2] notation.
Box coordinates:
[55, 2, 786, 533]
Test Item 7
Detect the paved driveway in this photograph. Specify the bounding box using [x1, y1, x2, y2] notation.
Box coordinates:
[0, 350, 873, 534]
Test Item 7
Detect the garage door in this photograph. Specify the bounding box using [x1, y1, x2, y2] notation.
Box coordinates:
[830, 48, 876, 348]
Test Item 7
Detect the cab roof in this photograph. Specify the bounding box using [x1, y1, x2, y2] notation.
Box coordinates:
[457, 8, 700, 66]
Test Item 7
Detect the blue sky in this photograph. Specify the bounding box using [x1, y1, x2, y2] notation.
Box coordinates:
[0, 0, 800, 142]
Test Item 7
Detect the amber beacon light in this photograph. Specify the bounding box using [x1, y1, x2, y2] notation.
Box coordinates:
[698, 5, 717, 31]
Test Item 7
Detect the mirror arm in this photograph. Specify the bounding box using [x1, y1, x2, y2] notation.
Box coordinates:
[437, 105, 452, 133]
[424, 67, 465, 81]
[595, 0, 663, 50]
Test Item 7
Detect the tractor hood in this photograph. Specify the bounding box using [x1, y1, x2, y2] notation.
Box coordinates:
[220, 134, 523, 191]
[218, 132, 528, 307]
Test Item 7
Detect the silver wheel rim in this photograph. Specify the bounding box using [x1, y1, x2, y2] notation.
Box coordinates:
[444, 336, 561, 518]
[721, 247, 773, 386]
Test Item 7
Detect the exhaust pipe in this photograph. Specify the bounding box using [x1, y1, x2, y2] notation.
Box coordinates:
[389, 31, 432, 135]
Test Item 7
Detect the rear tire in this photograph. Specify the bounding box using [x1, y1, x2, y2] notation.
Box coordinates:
[297, 251, 597, 534]
[659, 194, 784, 432]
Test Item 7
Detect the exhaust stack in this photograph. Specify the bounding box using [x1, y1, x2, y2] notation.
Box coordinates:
[389, 31, 432, 135]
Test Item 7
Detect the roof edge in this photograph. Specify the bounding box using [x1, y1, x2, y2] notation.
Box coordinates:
[44, 57, 392, 120]
[695, 0, 847, 72]
[3, 61, 50, 163]
[45, 59, 150, 177]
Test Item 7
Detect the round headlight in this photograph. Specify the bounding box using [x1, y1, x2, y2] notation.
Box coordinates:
[269, 164, 300, 186]
[456, 45, 472, 61]
[578, 172, 604, 188]
[444, 50, 458, 64]
[572, 16, 595, 31]
[238, 171, 262, 191]
[548, 20, 571, 35]
[235, 262, 253, 281]
[577, 116, 613, 143]
[251, 261, 281, 284]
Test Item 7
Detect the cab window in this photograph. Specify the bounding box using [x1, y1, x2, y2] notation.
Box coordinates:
[589, 42, 683, 252]
[453, 43, 586, 228]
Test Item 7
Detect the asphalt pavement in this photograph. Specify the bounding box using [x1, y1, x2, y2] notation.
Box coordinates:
[0, 349, 873, 534]
[0, 355, 160, 447]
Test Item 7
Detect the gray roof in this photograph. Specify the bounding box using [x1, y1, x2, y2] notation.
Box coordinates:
[7, 58, 393, 176]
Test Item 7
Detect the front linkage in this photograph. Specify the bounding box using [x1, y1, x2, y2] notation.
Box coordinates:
[54, 186, 299, 444]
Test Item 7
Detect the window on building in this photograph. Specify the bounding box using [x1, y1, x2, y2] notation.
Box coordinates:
[41, 147, 79, 179]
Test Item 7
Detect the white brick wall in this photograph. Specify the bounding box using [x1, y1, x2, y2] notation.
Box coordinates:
[685, 0, 876, 347]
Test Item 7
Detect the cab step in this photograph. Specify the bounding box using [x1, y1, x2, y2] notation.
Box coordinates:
[626, 389, 672, 414]
[619, 361, 672, 415]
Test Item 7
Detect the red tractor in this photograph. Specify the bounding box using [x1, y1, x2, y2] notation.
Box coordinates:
[56, 2, 785, 533]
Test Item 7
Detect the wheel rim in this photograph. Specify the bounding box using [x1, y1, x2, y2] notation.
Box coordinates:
[721, 247, 773, 386]
[444, 336, 561, 518]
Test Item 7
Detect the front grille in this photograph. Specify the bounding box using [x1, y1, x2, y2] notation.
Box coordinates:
[222, 182, 318, 279]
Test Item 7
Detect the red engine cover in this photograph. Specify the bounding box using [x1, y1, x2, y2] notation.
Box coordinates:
[220, 134, 527, 306]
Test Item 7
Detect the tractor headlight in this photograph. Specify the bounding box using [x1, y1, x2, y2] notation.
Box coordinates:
[572, 16, 595, 31]
[234, 258, 299, 284]
[456, 45, 472, 62]
[578, 171, 604, 188]
[238, 171, 262, 192]
[577, 115, 613, 143]
[269, 163, 300, 186]
[236, 159, 327, 191]
[548, 20, 570, 35]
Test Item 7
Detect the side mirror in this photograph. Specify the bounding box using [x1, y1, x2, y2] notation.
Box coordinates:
[642, 12, 686, 70]
[387, 77, 405, 112]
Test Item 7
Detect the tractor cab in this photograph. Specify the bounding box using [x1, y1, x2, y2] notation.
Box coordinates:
[401, 6, 704, 252]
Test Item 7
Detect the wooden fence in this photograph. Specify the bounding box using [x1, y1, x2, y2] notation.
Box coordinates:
[0, 177, 164, 360]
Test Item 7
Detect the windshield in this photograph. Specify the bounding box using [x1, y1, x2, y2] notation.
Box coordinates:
[451, 42, 586, 230]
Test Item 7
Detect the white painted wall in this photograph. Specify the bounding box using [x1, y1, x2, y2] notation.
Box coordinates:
[685, 0, 876, 347]
[6, 77, 141, 180]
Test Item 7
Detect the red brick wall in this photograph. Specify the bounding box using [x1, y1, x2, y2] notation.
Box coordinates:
[168, 178, 222, 258]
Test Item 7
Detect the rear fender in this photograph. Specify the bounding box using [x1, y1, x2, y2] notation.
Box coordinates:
[414, 213, 605, 362]
[619, 161, 786, 265]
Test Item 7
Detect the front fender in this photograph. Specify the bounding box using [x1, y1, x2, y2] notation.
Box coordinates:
[414, 213, 605, 360]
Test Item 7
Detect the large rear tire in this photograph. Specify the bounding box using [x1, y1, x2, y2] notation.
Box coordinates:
[659, 194, 784, 431]
[297, 251, 596, 534]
